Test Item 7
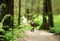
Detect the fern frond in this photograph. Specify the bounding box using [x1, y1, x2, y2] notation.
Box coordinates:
[1, 14, 13, 24]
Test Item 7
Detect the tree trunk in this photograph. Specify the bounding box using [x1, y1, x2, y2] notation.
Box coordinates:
[40, 0, 54, 30]
[18, 0, 21, 26]
[0, 0, 14, 27]
[40, 0, 48, 30]
[47, 0, 54, 27]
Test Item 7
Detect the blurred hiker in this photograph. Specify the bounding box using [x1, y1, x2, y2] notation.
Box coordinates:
[30, 20, 35, 32]
[22, 16, 28, 28]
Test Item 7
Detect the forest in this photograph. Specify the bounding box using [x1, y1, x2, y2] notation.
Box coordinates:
[0, 0, 60, 41]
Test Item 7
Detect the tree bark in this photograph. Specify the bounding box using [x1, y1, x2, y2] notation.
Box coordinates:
[47, 0, 54, 27]
[40, 0, 54, 30]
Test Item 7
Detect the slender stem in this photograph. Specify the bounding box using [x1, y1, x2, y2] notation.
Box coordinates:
[19, 0, 21, 25]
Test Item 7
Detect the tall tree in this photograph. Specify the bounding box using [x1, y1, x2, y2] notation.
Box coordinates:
[40, 0, 48, 30]
[40, 0, 54, 30]
[47, 0, 54, 27]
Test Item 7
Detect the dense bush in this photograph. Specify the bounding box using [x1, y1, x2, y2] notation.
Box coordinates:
[33, 15, 43, 29]
[5, 28, 25, 41]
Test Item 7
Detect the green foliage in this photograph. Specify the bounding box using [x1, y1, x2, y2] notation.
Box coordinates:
[0, 23, 3, 31]
[0, 0, 60, 41]
[0, 3, 6, 41]
[50, 27, 55, 33]
[6, 28, 26, 41]
[33, 15, 43, 29]
[5, 28, 26, 41]
[0, 14, 12, 30]
[50, 15, 60, 34]
[0, 3, 6, 31]
[1, 14, 12, 23]
[0, 4, 6, 20]
[5, 31, 13, 41]
[0, 3, 13, 41]
[0, 3, 6, 12]
[0, 14, 13, 41]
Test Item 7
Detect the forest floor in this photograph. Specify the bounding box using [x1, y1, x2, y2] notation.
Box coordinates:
[18, 30, 59, 41]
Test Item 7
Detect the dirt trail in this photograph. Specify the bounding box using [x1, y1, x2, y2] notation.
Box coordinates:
[18, 30, 59, 41]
